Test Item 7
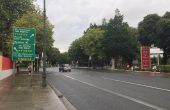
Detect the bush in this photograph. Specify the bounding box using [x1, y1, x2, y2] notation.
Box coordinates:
[159, 65, 170, 73]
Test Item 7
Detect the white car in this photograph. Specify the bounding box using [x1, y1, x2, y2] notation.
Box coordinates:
[63, 65, 71, 72]
[59, 64, 71, 72]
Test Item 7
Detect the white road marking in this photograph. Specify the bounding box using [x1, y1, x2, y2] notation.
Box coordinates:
[63, 75, 166, 110]
[102, 77, 170, 92]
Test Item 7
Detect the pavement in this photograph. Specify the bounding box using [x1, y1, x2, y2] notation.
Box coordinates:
[0, 71, 67, 110]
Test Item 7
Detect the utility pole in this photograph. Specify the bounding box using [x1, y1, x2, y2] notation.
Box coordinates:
[42, 0, 47, 87]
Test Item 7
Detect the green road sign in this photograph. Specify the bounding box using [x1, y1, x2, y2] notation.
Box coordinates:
[12, 27, 35, 61]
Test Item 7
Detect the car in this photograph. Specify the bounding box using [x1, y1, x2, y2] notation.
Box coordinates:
[152, 65, 160, 72]
[59, 64, 71, 72]
[134, 65, 140, 71]
[59, 65, 64, 72]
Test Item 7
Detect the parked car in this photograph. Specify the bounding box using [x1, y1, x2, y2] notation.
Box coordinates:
[59, 64, 71, 72]
[133, 65, 140, 71]
[152, 65, 160, 72]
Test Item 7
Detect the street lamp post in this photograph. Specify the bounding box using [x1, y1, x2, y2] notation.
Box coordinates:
[42, 0, 47, 87]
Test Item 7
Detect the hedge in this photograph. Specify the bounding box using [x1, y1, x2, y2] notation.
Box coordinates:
[159, 65, 170, 73]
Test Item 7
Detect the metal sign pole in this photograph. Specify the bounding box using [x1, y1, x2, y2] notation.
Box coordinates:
[42, 0, 47, 87]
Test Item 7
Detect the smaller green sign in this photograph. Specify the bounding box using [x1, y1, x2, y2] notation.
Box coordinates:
[12, 44, 35, 61]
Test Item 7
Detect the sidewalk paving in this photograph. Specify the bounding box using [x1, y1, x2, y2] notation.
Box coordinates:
[0, 71, 67, 110]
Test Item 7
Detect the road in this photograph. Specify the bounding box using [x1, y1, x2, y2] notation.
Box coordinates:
[47, 68, 170, 110]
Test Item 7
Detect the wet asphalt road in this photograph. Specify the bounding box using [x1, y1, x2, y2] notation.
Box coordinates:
[47, 67, 170, 110]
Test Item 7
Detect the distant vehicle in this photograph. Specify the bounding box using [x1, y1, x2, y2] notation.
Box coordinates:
[59, 65, 64, 72]
[152, 65, 160, 72]
[59, 64, 71, 72]
[133, 65, 140, 71]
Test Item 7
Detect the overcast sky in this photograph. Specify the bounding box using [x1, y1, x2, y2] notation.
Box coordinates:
[35, 0, 170, 52]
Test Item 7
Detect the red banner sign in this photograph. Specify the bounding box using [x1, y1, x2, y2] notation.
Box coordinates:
[141, 47, 150, 69]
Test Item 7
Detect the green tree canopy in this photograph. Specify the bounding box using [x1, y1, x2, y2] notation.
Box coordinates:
[138, 14, 161, 46]
[58, 52, 70, 64]
[81, 28, 105, 66]
[0, 0, 34, 34]
[163, 12, 170, 19]
[47, 47, 60, 66]
[68, 9, 139, 67]
[124, 27, 139, 64]
[68, 38, 88, 65]
[156, 16, 170, 63]
[102, 9, 138, 64]
[138, 12, 170, 64]
[0, 0, 35, 56]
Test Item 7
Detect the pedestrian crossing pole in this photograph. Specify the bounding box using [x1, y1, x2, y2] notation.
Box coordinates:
[42, 0, 47, 87]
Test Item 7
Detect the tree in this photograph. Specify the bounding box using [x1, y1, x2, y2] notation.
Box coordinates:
[138, 14, 161, 46]
[138, 12, 170, 64]
[103, 9, 126, 58]
[123, 27, 139, 64]
[0, 0, 35, 56]
[47, 47, 60, 66]
[156, 14, 170, 63]
[68, 38, 88, 66]
[58, 52, 70, 64]
[163, 12, 170, 19]
[100, 18, 107, 30]
[0, 0, 34, 34]
[102, 9, 138, 66]
[68, 9, 139, 68]
[81, 28, 105, 66]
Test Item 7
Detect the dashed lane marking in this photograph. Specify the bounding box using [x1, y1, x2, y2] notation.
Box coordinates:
[102, 77, 170, 92]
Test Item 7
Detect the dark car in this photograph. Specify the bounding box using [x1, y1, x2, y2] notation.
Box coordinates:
[59, 65, 64, 72]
